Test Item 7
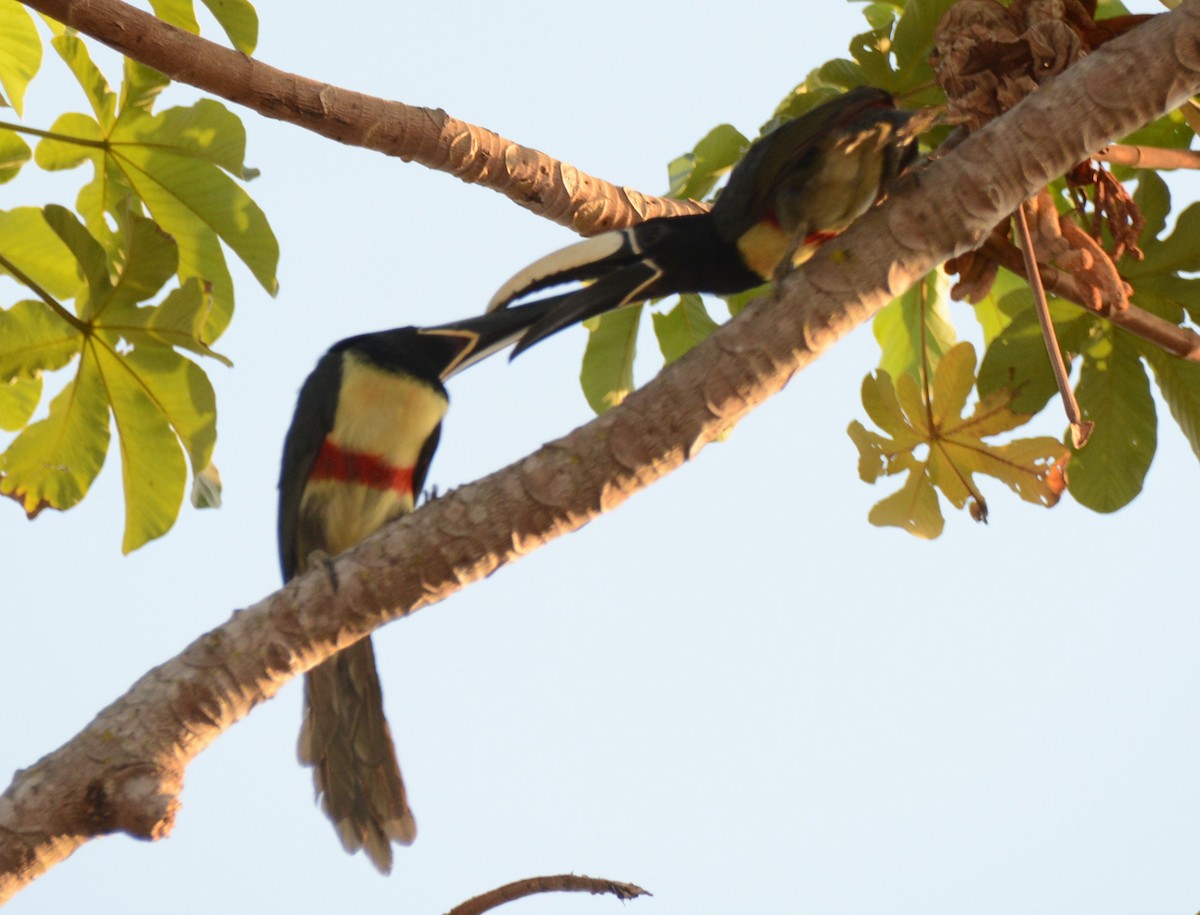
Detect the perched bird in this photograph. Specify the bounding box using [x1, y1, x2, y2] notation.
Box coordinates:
[277, 301, 553, 873]
[488, 85, 919, 356]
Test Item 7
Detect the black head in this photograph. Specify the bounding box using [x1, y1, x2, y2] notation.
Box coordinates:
[328, 327, 471, 388]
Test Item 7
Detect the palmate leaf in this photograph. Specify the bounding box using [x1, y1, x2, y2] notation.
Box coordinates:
[848, 342, 1068, 538]
[818, 0, 956, 101]
[33, 37, 276, 341]
[667, 124, 748, 202]
[0, 209, 219, 552]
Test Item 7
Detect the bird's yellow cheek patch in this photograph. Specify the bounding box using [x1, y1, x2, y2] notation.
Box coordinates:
[331, 355, 448, 468]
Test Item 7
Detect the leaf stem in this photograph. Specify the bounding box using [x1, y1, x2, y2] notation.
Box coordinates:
[0, 119, 107, 149]
[0, 253, 88, 333]
[1013, 202, 1093, 448]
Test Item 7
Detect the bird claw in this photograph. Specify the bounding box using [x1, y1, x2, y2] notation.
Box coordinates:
[305, 548, 339, 592]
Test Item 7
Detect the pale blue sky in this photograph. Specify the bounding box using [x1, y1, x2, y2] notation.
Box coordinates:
[4, 2, 1199, 913]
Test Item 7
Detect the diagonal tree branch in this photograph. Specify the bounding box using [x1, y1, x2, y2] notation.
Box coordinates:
[16, 0, 706, 236]
[3, 0, 1200, 905]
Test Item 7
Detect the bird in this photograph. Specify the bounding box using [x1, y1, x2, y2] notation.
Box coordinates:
[488, 85, 919, 356]
[277, 300, 554, 873]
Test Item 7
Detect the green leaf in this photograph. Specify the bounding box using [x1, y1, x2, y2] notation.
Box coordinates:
[200, 0, 258, 55]
[1142, 346, 1200, 463]
[816, 58, 870, 91]
[32, 99, 271, 338]
[667, 124, 748, 201]
[110, 109, 279, 294]
[861, 3, 901, 31]
[652, 294, 719, 364]
[0, 128, 31, 184]
[1133, 170, 1170, 241]
[121, 57, 172, 114]
[872, 271, 956, 382]
[1068, 332, 1156, 513]
[1126, 199, 1200, 277]
[122, 101, 252, 176]
[0, 300, 83, 380]
[850, 343, 1068, 537]
[967, 268, 1028, 346]
[845, 28, 896, 88]
[1124, 190, 1200, 325]
[97, 322, 187, 553]
[0, 0, 42, 116]
[977, 301, 1094, 414]
[34, 112, 105, 171]
[928, 337, 973, 426]
[0, 348, 110, 514]
[723, 282, 770, 317]
[148, 0, 200, 32]
[892, 0, 959, 82]
[51, 34, 116, 128]
[150, 0, 257, 54]
[767, 86, 844, 128]
[122, 345, 216, 471]
[0, 208, 225, 547]
[106, 278, 230, 365]
[0, 375, 41, 430]
[859, 370, 923, 448]
[867, 465, 945, 539]
[43, 204, 110, 317]
[581, 306, 641, 414]
[0, 207, 85, 300]
[102, 213, 179, 319]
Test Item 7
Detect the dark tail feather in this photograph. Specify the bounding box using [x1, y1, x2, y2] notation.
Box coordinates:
[299, 637, 415, 875]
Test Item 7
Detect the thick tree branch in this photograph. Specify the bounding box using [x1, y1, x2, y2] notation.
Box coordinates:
[3, 1, 1200, 904]
[16, 0, 706, 235]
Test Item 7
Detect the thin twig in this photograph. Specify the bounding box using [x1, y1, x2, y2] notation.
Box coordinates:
[16, 0, 704, 237]
[1013, 202, 1094, 448]
[1094, 144, 1200, 170]
[446, 875, 651, 915]
[978, 234, 1200, 362]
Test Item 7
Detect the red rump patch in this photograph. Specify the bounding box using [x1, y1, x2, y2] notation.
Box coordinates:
[309, 438, 414, 495]
[805, 230, 839, 246]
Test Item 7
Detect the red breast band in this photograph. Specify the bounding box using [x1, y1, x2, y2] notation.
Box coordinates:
[309, 438, 414, 495]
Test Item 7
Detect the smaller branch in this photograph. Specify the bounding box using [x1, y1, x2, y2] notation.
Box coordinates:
[1014, 201, 1093, 448]
[978, 235, 1200, 362]
[1094, 143, 1200, 170]
[18, 0, 705, 236]
[446, 874, 651, 915]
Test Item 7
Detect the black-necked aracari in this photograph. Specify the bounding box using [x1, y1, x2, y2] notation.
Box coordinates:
[277, 301, 552, 873]
[488, 85, 919, 356]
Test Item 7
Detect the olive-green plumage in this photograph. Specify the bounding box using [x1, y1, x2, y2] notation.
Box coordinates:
[488, 86, 919, 355]
[278, 302, 555, 873]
